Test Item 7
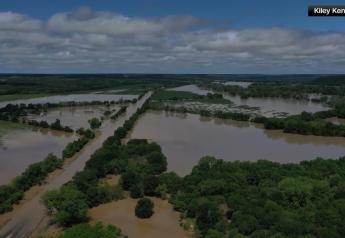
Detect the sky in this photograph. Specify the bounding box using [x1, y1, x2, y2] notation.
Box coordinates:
[0, 0, 344, 74]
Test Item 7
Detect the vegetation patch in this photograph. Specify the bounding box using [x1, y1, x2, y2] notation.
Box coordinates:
[0, 93, 51, 102]
[135, 198, 154, 218]
[167, 156, 345, 237]
[57, 222, 123, 238]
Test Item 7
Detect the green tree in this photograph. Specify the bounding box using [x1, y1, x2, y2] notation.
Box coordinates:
[135, 198, 154, 219]
[88, 117, 102, 129]
[143, 175, 159, 196]
[130, 184, 143, 199]
[42, 185, 88, 226]
[58, 222, 121, 238]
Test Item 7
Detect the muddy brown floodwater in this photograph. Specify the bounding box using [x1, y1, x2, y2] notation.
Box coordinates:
[128, 111, 345, 176]
[0, 127, 77, 185]
[169, 84, 329, 116]
[0, 93, 137, 108]
[0, 92, 151, 238]
[26, 105, 120, 129]
[90, 197, 189, 238]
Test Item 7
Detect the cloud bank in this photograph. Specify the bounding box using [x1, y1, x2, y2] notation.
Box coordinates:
[0, 7, 344, 73]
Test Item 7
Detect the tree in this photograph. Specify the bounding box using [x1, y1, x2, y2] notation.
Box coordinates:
[196, 199, 221, 235]
[120, 170, 140, 190]
[42, 185, 88, 226]
[130, 184, 143, 199]
[146, 151, 167, 174]
[58, 222, 121, 238]
[143, 175, 159, 196]
[135, 198, 154, 218]
[88, 117, 102, 129]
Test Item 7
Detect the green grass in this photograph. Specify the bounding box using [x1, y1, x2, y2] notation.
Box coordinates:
[0, 93, 51, 102]
[151, 90, 231, 104]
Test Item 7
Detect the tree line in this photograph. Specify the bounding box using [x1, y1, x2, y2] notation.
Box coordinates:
[0, 154, 63, 213]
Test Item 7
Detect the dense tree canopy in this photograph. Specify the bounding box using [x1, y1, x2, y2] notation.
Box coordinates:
[166, 156, 345, 237]
[57, 222, 122, 238]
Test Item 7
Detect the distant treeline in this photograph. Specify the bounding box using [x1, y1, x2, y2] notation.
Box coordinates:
[0, 74, 190, 96]
[200, 79, 345, 98]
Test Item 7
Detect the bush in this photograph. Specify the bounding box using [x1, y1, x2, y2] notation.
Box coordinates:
[42, 185, 89, 226]
[88, 117, 102, 129]
[135, 198, 154, 218]
[58, 222, 121, 238]
[130, 184, 143, 199]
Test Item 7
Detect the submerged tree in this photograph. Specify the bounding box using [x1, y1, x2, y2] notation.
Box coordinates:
[135, 198, 154, 219]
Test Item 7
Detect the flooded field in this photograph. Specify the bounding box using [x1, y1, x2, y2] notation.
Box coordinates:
[0, 93, 137, 108]
[128, 111, 345, 176]
[223, 81, 252, 88]
[26, 105, 119, 129]
[90, 197, 189, 238]
[169, 84, 329, 116]
[223, 94, 329, 117]
[0, 124, 77, 185]
[0, 92, 152, 238]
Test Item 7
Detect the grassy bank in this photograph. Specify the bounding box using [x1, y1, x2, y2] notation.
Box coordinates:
[0, 94, 52, 102]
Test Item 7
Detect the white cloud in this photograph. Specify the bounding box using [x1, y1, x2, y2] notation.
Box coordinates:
[0, 12, 42, 31]
[0, 7, 345, 73]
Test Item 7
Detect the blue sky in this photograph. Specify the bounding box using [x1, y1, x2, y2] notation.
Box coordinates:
[0, 0, 344, 73]
[1, 0, 344, 31]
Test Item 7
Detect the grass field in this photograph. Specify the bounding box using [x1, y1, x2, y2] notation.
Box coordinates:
[0, 94, 51, 102]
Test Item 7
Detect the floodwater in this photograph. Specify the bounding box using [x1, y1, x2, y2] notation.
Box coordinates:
[169, 84, 210, 96]
[223, 94, 329, 117]
[26, 105, 119, 129]
[0, 93, 137, 108]
[90, 197, 189, 238]
[0, 92, 152, 238]
[169, 84, 329, 116]
[223, 81, 252, 88]
[128, 111, 345, 176]
[326, 117, 345, 125]
[0, 125, 77, 185]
